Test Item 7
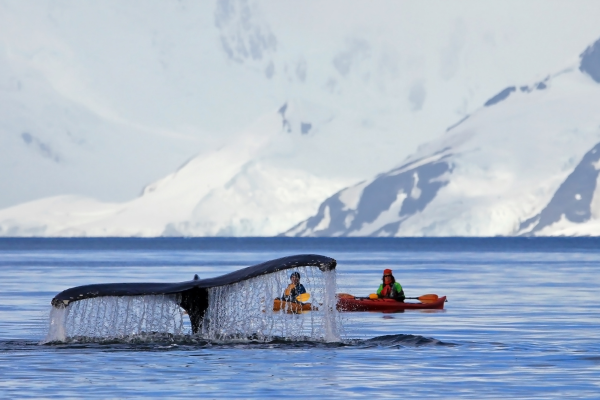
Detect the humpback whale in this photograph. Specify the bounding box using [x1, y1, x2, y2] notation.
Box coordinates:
[51, 254, 337, 333]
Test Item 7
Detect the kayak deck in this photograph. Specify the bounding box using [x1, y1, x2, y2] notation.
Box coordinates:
[336, 293, 446, 312]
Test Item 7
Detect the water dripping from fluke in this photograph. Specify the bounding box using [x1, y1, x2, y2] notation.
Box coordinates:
[43, 255, 343, 344]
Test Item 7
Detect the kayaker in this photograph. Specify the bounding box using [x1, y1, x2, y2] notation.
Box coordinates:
[281, 271, 307, 302]
[377, 269, 405, 301]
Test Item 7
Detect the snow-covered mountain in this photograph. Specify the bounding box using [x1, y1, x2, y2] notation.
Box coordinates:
[3, 0, 600, 212]
[0, 101, 351, 236]
[285, 38, 600, 237]
[3, 2, 600, 237]
[5, 36, 600, 237]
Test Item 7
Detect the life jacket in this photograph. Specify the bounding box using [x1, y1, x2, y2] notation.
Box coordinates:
[380, 283, 394, 298]
[282, 283, 306, 302]
[378, 282, 404, 300]
[284, 284, 295, 297]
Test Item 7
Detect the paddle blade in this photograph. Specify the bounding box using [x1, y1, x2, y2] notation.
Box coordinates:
[369, 293, 379, 299]
[296, 293, 310, 302]
[418, 294, 439, 303]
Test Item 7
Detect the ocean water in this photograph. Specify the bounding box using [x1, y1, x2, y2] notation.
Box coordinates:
[1, 237, 599, 399]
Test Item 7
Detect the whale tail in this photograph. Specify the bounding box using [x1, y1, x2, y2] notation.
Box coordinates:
[50, 254, 336, 334]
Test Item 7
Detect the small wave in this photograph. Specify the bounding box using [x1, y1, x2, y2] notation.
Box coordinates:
[25, 332, 456, 350]
[39, 333, 342, 349]
[359, 334, 455, 347]
[5, 331, 455, 352]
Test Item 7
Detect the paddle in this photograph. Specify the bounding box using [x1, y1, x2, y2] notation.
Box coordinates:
[366, 293, 438, 303]
[295, 293, 310, 302]
[406, 294, 439, 303]
[275, 293, 310, 302]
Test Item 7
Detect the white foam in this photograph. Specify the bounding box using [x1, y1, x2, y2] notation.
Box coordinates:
[44, 294, 186, 342]
[43, 306, 68, 343]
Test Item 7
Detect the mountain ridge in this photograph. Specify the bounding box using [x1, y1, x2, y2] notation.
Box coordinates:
[285, 38, 600, 237]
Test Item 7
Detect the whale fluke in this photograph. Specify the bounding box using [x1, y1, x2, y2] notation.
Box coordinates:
[50, 254, 336, 333]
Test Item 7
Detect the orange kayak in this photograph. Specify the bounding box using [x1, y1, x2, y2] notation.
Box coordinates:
[272, 299, 316, 313]
[336, 293, 446, 312]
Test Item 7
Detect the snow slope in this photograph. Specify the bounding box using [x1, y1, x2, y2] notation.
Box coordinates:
[0, 105, 347, 236]
[285, 38, 600, 237]
[3, 0, 600, 211]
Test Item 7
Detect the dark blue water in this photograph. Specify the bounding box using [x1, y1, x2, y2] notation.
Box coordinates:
[1, 238, 600, 398]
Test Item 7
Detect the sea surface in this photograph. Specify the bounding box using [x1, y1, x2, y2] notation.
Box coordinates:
[1, 237, 599, 399]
